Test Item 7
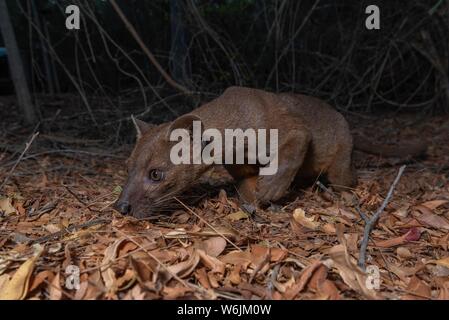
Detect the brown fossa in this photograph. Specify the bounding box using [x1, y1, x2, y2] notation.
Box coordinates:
[115, 87, 426, 218]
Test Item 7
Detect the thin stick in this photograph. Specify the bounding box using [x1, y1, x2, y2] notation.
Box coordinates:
[357, 165, 406, 269]
[174, 197, 243, 252]
[0, 132, 39, 192]
[315, 180, 338, 201]
[33, 218, 109, 243]
[109, 0, 191, 95]
[62, 184, 100, 213]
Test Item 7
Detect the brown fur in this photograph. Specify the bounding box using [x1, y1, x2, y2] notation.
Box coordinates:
[115, 87, 425, 218]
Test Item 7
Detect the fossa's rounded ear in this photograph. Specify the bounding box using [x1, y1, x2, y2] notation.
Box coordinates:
[166, 114, 203, 141]
[131, 115, 153, 140]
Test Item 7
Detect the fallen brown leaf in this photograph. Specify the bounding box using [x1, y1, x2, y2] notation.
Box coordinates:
[292, 208, 320, 230]
[0, 197, 17, 215]
[226, 210, 249, 222]
[328, 244, 381, 299]
[420, 200, 448, 210]
[0, 245, 44, 300]
[283, 260, 322, 299]
[49, 272, 62, 300]
[375, 228, 421, 248]
[199, 236, 226, 257]
[413, 205, 449, 231]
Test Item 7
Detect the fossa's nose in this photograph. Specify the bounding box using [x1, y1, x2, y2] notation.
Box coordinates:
[114, 201, 131, 215]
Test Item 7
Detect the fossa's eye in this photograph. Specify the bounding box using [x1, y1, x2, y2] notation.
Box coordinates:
[149, 169, 164, 182]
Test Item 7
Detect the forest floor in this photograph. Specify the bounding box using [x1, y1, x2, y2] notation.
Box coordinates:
[0, 97, 449, 300]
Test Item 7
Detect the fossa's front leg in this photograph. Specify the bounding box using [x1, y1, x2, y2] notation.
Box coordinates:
[255, 129, 311, 204]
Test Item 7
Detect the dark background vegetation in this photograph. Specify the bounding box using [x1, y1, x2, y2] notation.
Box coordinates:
[1, 0, 448, 143]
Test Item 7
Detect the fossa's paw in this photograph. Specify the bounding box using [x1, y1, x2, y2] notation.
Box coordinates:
[255, 174, 291, 203]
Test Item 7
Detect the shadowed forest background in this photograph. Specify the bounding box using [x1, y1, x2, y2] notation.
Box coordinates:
[0, 0, 449, 300]
[1, 0, 449, 135]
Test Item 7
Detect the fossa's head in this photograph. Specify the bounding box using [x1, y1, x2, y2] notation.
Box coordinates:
[114, 115, 209, 218]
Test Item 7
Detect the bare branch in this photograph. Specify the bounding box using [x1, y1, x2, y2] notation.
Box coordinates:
[110, 0, 192, 96]
[357, 165, 406, 270]
[0, 132, 39, 192]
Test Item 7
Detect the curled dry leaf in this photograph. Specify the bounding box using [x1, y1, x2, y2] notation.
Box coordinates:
[283, 260, 323, 299]
[0, 197, 17, 215]
[117, 241, 138, 257]
[115, 269, 136, 291]
[308, 264, 341, 300]
[271, 274, 295, 294]
[316, 280, 340, 300]
[28, 270, 54, 292]
[48, 243, 62, 254]
[292, 208, 320, 230]
[197, 249, 225, 275]
[375, 227, 421, 248]
[392, 205, 410, 218]
[328, 238, 381, 300]
[228, 264, 242, 285]
[194, 267, 211, 289]
[130, 256, 156, 286]
[166, 249, 200, 278]
[101, 238, 128, 293]
[0, 244, 44, 300]
[308, 264, 328, 291]
[207, 271, 220, 288]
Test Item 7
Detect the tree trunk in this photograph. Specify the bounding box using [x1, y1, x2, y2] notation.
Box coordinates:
[0, 0, 38, 124]
[169, 0, 191, 86]
[31, 0, 55, 95]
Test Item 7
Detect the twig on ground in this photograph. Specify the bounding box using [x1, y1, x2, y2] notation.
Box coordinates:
[315, 180, 338, 201]
[63, 184, 101, 213]
[0, 132, 39, 192]
[267, 264, 281, 299]
[33, 218, 109, 243]
[357, 165, 406, 270]
[174, 197, 243, 252]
